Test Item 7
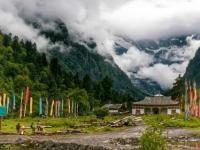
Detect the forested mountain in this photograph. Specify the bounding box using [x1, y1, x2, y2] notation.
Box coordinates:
[0, 23, 145, 115]
[28, 20, 145, 98]
[184, 47, 200, 86]
[114, 35, 200, 94]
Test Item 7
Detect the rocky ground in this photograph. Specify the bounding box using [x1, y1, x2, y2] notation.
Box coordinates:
[0, 117, 200, 149]
[0, 125, 145, 150]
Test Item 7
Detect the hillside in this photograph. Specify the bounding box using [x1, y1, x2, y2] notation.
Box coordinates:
[0, 29, 145, 115]
[184, 47, 200, 86]
[29, 20, 145, 98]
[114, 35, 200, 93]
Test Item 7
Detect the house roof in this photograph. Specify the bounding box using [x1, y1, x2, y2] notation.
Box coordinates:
[103, 104, 123, 110]
[133, 96, 179, 106]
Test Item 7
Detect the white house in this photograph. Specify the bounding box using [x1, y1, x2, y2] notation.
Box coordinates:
[132, 95, 180, 115]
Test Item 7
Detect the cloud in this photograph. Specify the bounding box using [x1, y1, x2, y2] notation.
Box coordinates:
[137, 62, 189, 89]
[0, 0, 200, 89]
[116, 36, 200, 89]
[114, 46, 154, 76]
[0, 1, 49, 50]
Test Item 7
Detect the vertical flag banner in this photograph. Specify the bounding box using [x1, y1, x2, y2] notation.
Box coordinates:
[189, 84, 193, 115]
[13, 95, 16, 110]
[24, 86, 30, 117]
[0, 95, 2, 106]
[6, 97, 10, 114]
[193, 82, 197, 116]
[71, 100, 74, 115]
[25, 86, 30, 104]
[50, 100, 54, 116]
[61, 98, 64, 117]
[45, 98, 49, 116]
[19, 91, 23, 119]
[3, 93, 6, 106]
[55, 100, 57, 117]
[30, 97, 33, 114]
[184, 81, 189, 120]
[198, 92, 200, 117]
[74, 101, 76, 116]
[58, 101, 60, 117]
[77, 103, 79, 116]
[39, 96, 43, 115]
[68, 98, 70, 114]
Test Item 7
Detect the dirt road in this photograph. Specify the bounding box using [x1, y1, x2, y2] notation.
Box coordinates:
[0, 126, 200, 149]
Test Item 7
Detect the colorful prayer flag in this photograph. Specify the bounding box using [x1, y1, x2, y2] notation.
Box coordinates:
[61, 98, 63, 117]
[39, 96, 43, 115]
[19, 91, 23, 119]
[13, 95, 16, 110]
[25, 86, 30, 104]
[58, 101, 61, 117]
[3, 93, 6, 106]
[45, 98, 49, 116]
[50, 100, 54, 116]
[30, 97, 33, 114]
[0, 95, 2, 106]
[6, 97, 9, 114]
[68, 98, 70, 114]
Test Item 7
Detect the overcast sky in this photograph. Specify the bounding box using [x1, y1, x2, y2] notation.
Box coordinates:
[0, 0, 200, 89]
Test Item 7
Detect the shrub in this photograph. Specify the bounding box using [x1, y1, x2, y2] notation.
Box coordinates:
[93, 107, 109, 119]
[140, 126, 166, 150]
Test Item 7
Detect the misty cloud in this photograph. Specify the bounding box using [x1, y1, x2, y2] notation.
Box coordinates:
[0, 0, 200, 89]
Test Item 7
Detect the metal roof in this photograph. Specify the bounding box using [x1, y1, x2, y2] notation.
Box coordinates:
[103, 104, 123, 110]
[133, 96, 179, 106]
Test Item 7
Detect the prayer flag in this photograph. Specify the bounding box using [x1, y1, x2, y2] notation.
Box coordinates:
[45, 98, 49, 116]
[30, 97, 33, 114]
[58, 101, 60, 117]
[0, 95, 2, 106]
[68, 98, 70, 114]
[3, 93, 6, 106]
[6, 97, 9, 114]
[39, 96, 43, 115]
[19, 91, 23, 119]
[61, 98, 64, 117]
[55, 100, 57, 117]
[50, 100, 54, 116]
[13, 95, 16, 110]
[25, 86, 30, 104]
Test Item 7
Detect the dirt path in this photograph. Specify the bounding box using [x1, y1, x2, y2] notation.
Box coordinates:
[0, 126, 145, 149]
[0, 126, 200, 149]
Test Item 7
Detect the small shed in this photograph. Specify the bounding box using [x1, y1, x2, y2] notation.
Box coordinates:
[103, 104, 124, 115]
[132, 95, 180, 115]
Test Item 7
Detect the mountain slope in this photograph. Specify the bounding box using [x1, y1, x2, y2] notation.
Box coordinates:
[184, 47, 200, 86]
[28, 19, 145, 99]
[114, 35, 200, 93]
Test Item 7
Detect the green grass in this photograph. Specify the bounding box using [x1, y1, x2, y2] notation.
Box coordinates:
[142, 114, 200, 128]
[1, 115, 127, 134]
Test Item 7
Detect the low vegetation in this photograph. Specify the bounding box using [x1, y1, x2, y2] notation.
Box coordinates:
[1, 115, 127, 134]
[140, 126, 166, 150]
[93, 107, 109, 119]
[143, 114, 200, 128]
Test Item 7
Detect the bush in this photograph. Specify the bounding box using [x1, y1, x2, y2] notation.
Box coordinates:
[140, 126, 166, 150]
[93, 107, 109, 119]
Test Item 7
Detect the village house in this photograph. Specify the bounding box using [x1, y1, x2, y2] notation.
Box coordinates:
[132, 95, 180, 115]
[103, 104, 127, 115]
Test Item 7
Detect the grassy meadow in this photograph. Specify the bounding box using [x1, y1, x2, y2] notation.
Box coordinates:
[143, 114, 200, 128]
[1, 115, 127, 135]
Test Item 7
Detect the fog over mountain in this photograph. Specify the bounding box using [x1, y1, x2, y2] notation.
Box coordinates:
[1, 0, 200, 90]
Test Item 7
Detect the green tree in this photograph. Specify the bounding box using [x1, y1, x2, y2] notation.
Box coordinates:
[67, 88, 90, 115]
